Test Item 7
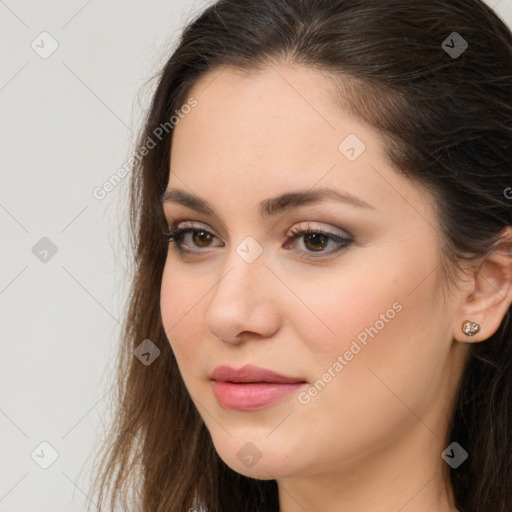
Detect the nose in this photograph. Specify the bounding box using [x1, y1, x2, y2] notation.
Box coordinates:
[205, 247, 281, 344]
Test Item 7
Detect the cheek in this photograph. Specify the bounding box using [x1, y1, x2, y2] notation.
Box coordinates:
[160, 262, 206, 375]
[289, 242, 440, 373]
[287, 239, 444, 371]
[280, 261, 401, 362]
[271, 263, 446, 473]
[291, 253, 445, 428]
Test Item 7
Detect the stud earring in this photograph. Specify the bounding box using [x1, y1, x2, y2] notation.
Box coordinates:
[462, 320, 481, 337]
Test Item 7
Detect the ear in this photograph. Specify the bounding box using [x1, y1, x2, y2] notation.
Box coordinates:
[453, 226, 512, 343]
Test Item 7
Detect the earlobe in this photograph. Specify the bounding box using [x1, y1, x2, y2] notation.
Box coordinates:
[461, 319, 481, 337]
[456, 317, 483, 343]
[454, 226, 512, 344]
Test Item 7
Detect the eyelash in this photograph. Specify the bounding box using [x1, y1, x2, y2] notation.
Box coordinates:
[163, 222, 353, 258]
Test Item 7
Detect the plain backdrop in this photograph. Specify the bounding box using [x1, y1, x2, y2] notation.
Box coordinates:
[1, 0, 511, 510]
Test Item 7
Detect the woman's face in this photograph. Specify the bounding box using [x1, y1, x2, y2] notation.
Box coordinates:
[160, 64, 468, 481]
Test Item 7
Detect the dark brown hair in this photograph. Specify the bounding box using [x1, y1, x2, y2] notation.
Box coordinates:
[88, 1, 512, 510]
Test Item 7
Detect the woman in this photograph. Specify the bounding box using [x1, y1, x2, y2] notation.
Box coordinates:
[90, 1, 512, 510]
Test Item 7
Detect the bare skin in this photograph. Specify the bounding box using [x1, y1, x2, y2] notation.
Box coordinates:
[159, 63, 512, 512]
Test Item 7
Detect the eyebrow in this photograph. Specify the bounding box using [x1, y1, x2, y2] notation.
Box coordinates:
[160, 186, 375, 217]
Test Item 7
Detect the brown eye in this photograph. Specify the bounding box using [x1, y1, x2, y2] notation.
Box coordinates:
[285, 224, 353, 257]
[302, 232, 329, 251]
[192, 230, 214, 247]
[165, 224, 223, 253]
[166, 222, 353, 259]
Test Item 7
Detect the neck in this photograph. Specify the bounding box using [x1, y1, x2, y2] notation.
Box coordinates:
[277, 421, 459, 512]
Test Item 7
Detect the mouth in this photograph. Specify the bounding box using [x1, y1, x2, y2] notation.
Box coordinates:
[210, 364, 307, 411]
[210, 364, 307, 384]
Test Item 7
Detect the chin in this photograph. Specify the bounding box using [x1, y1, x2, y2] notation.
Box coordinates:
[222, 456, 293, 480]
[211, 436, 299, 480]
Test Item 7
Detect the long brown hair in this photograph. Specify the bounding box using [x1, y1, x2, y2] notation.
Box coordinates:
[88, 1, 512, 510]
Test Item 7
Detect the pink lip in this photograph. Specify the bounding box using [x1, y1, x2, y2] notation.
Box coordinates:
[210, 364, 307, 411]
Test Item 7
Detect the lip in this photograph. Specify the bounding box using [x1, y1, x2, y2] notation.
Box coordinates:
[210, 364, 306, 384]
[210, 364, 307, 411]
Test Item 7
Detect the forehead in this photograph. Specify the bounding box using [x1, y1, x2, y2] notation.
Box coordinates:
[167, 64, 436, 231]
[171, 64, 379, 177]
[176, 64, 345, 137]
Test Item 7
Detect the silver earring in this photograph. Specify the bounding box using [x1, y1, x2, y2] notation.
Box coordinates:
[462, 320, 481, 337]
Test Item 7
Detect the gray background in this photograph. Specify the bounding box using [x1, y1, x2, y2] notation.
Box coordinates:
[1, 0, 511, 510]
